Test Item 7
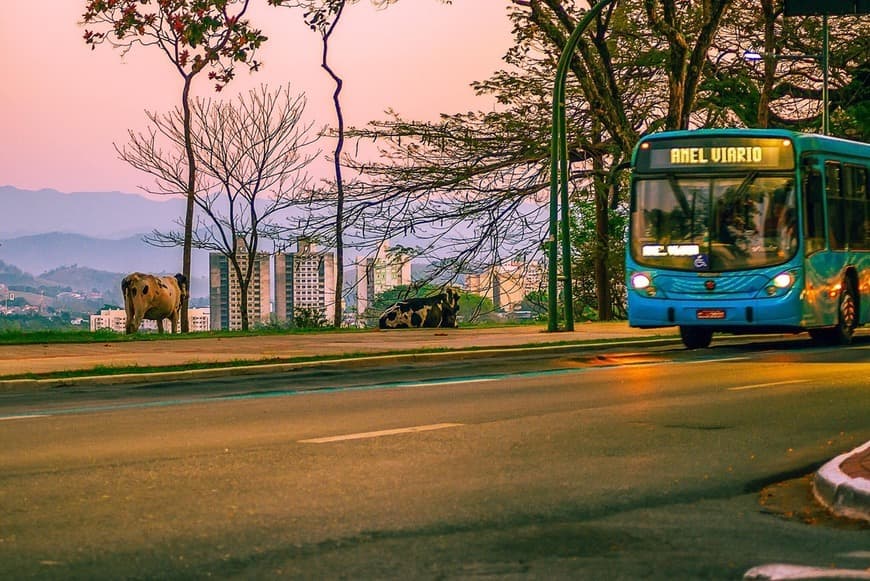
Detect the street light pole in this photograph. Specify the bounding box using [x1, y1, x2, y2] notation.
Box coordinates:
[822, 14, 830, 135]
[548, 0, 617, 332]
[743, 23, 831, 137]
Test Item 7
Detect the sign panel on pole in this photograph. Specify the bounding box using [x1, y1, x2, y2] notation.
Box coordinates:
[784, 0, 862, 15]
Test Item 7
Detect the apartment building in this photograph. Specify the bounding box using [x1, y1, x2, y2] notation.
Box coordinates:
[274, 238, 337, 326]
[209, 244, 271, 331]
[354, 241, 412, 318]
[465, 259, 546, 312]
[90, 307, 211, 333]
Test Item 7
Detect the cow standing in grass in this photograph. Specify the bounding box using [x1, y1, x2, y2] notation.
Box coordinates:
[378, 288, 461, 329]
[121, 272, 187, 334]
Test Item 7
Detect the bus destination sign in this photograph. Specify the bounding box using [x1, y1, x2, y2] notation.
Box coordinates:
[636, 137, 795, 172]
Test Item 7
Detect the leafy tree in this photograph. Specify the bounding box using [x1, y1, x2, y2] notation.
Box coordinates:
[521, 290, 548, 318]
[119, 84, 319, 331]
[292, 306, 329, 329]
[458, 292, 496, 324]
[707, 0, 870, 138]
[8, 296, 28, 308]
[334, 1, 867, 328]
[82, 0, 267, 331]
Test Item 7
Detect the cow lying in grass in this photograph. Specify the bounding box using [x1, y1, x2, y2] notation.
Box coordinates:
[121, 272, 188, 334]
[378, 287, 460, 329]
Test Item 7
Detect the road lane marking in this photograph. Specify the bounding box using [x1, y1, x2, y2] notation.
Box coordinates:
[392, 378, 498, 389]
[687, 356, 750, 364]
[728, 380, 809, 391]
[0, 414, 49, 421]
[299, 423, 463, 444]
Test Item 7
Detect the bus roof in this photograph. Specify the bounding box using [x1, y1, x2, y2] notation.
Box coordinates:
[632, 129, 870, 166]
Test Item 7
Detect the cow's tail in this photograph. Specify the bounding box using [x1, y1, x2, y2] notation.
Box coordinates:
[121, 275, 135, 334]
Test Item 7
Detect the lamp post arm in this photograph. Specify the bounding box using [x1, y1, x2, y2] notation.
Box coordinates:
[548, 0, 618, 332]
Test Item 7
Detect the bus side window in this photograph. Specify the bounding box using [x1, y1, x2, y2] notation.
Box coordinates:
[803, 166, 825, 254]
[826, 162, 845, 250]
[845, 165, 868, 250]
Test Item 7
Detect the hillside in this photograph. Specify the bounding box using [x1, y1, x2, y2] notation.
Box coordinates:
[0, 259, 208, 304]
[0, 186, 186, 239]
[0, 232, 195, 275]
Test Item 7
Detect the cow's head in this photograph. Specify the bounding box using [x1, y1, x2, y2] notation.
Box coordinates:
[122, 273, 152, 334]
[443, 287, 461, 312]
[174, 273, 189, 300]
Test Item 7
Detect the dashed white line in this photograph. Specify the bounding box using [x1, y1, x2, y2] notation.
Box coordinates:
[727, 379, 809, 391]
[688, 356, 751, 364]
[0, 415, 49, 421]
[299, 422, 464, 444]
[398, 378, 498, 388]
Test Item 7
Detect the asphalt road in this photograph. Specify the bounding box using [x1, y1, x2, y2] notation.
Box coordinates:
[1, 337, 868, 579]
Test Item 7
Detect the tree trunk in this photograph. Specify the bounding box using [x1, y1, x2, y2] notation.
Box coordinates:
[180, 75, 196, 333]
[593, 153, 611, 320]
[321, 2, 346, 328]
[757, 0, 776, 127]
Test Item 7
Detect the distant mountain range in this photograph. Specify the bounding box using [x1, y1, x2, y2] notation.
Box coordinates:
[0, 186, 186, 239]
[0, 187, 213, 299]
[0, 234, 209, 300]
[0, 186, 440, 306]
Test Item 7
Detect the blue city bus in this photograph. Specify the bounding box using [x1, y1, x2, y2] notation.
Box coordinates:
[626, 128, 869, 349]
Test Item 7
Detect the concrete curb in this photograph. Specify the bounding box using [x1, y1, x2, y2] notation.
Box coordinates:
[813, 440, 870, 523]
[744, 563, 870, 580]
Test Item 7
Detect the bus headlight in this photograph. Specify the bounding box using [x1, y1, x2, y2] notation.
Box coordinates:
[631, 273, 651, 289]
[764, 271, 796, 297]
[631, 273, 657, 296]
[772, 272, 793, 289]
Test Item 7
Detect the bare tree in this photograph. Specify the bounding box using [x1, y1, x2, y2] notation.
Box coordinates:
[269, 0, 450, 326]
[82, 0, 266, 331]
[119, 84, 319, 330]
[298, 0, 349, 328]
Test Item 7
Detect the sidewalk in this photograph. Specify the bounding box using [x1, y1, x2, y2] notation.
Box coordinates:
[1, 322, 867, 525]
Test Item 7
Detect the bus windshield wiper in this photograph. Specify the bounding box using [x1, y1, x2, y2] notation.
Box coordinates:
[733, 171, 758, 199]
[667, 174, 691, 216]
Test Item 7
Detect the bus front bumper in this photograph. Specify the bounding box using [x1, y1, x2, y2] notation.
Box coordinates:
[627, 293, 803, 330]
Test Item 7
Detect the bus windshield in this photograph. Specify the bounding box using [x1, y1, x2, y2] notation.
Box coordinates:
[631, 174, 797, 271]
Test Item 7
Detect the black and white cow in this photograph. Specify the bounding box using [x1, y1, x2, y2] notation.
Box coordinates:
[378, 288, 461, 329]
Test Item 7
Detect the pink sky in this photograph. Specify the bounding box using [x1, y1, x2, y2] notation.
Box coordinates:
[0, 1, 513, 195]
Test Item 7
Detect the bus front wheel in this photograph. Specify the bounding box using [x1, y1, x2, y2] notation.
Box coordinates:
[809, 283, 857, 346]
[679, 326, 713, 349]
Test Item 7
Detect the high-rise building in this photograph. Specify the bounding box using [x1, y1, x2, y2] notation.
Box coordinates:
[209, 242, 271, 331]
[354, 241, 412, 319]
[465, 259, 545, 312]
[274, 238, 337, 326]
